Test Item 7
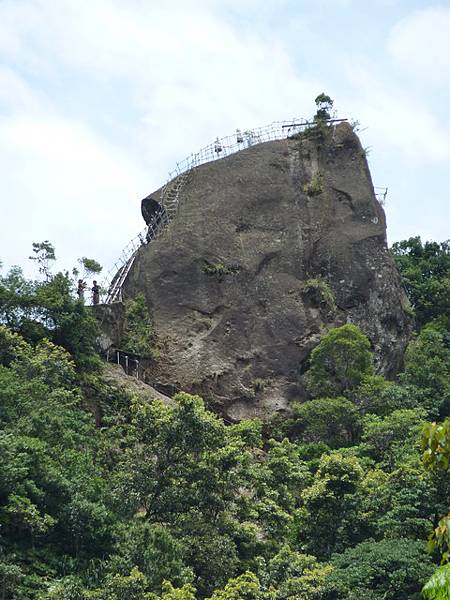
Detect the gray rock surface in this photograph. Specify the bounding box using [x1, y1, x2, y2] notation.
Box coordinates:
[102, 363, 172, 405]
[121, 123, 411, 420]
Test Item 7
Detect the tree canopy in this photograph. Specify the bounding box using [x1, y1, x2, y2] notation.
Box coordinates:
[1, 237, 449, 599]
[391, 236, 450, 327]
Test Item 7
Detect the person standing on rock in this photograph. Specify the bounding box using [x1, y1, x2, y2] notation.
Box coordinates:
[214, 137, 222, 156]
[91, 280, 100, 305]
[77, 279, 87, 302]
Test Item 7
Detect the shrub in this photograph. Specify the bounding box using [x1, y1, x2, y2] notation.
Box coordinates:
[303, 173, 323, 197]
[203, 262, 240, 282]
[122, 293, 156, 357]
[302, 278, 336, 317]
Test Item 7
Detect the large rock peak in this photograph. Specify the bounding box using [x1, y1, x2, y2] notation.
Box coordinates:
[123, 122, 411, 420]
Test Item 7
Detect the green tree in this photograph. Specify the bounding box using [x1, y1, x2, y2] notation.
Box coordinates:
[252, 438, 310, 539]
[263, 545, 334, 599]
[293, 397, 361, 448]
[29, 240, 56, 280]
[352, 375, 428, 416]
[83, 567, 154, 599]
[78, 257, 103, 279]
[422, 564, 450, 600]
[420, 418, 450, 598]
[0, 265, 100, 370]
[422, 419, 450, 472]
[113, 393, 256, 521]
[329, 539, 435, 600]
[359, 459, 442, 541]
[0, 560, 24, 600]
[295, 452, 364, 558]
[108, 521, 192, 592]
[306, 324, 374, 397]
[206, 571, 270, 600]
[421, 418, 450, 565]
[360, 408, 427, 468]
[391, 237, 450, 327]
[113, 394, 261, 596]
[0, 326, 112, 597]
[402, 324, 450, 417]
[0, 266, 38, 336]
[122, 294, 156, 356]
[160, 581, 197, 599]
[314, 93, 334, 123]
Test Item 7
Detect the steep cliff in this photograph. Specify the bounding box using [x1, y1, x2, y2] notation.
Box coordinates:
[121, 122, 411, 420]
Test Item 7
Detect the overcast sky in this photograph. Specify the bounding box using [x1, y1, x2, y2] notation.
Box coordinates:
[1, 0, 449, 278]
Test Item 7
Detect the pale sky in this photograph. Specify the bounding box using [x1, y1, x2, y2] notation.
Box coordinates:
[1, 0, 449, 278]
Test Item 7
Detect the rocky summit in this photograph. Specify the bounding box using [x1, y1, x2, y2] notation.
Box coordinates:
[120, 122, 411, 420]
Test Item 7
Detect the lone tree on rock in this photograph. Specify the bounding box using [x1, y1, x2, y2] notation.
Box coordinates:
[314, 93, 334, 123]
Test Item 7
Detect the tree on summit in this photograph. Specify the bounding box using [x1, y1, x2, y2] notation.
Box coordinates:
[314, 93, 334, 123]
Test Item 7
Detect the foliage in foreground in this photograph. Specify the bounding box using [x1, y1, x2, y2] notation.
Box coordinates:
[1, 236, 450, 598]
[422, 564, 450, 600]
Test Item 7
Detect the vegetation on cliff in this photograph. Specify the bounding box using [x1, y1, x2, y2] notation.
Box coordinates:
[0, 236, 449, 599]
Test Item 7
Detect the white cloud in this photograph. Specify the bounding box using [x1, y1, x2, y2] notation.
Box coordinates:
[0, 0, 324, 276]
[0, 102, 150, 277]
[1, 0, 448, 280]
[387, 6, 450, 75]
[343, 64, 450, 163]
[0, 66, 44, 113]
[339, 55, 450, 245]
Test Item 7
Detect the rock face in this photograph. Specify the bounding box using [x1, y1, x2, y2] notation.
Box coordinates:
[121, 123, 411, 420]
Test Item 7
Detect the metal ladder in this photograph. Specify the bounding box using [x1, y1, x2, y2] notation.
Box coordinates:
[159, 169, 192, 220]
[104, 171, 192, 304]
[105, 253, 137, 304]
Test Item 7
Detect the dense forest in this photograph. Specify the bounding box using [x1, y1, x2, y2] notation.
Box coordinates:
[1, 236, 450, 599]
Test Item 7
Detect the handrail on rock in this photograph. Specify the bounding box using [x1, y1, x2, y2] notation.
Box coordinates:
[102, 116, 387, 304]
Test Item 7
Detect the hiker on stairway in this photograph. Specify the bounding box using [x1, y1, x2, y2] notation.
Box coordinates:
[92, 280, 100, 305]
[214, 137, 222, 156]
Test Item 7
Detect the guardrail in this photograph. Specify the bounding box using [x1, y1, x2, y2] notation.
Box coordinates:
[105, 347, 151, 380]
[374, 186, 388, 205]
[101, 118, 320, 301]
[163, 117, 329, 181]
[102, 117, 386, 303]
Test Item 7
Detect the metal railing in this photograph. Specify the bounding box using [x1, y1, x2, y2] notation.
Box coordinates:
[102, 117, 386, 303]
[163, 117, 325, 180]
[101, 117, 321, 301]
[103, 208, 167, 303]
[374, 186, 388, 205]
[105, 347, 146, 380]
